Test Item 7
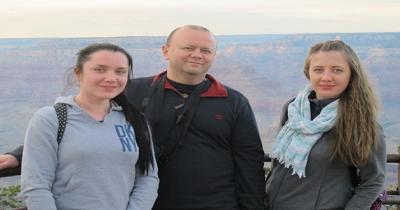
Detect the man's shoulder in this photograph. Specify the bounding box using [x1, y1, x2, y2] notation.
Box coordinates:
[223, 85, 247, 100]
[126, 76, 156, 106]
[131, 76, 154, 84]
[127, 76, 156, 91]
[204, 74, 245, 100]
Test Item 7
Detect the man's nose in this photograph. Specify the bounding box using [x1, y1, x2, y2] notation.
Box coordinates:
[190, 48, 202, 58]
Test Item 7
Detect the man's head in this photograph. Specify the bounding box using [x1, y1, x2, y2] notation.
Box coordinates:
[162, 25, 217, 85]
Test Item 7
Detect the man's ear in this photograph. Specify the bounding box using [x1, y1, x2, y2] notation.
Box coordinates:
[161, 45, 169, 60]
[74, 68, 82, 81]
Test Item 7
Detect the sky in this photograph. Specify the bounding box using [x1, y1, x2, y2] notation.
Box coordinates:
[1, 0, 399, 38]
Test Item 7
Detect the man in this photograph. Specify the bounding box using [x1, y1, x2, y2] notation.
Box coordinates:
[1, 25, 266, 210]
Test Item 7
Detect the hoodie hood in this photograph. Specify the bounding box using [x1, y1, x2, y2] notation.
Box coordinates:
[54, 95, 123, 112]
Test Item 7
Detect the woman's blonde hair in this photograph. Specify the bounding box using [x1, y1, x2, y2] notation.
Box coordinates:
[304, 40, 379, 166]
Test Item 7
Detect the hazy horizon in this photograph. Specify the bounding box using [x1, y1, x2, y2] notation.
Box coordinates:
[2, 0, 400, 38]
[0, 31, 399, 41]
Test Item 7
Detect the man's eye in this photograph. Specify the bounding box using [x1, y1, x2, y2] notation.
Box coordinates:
[201, 49, 212, 54]
[94, 68, 105, 72]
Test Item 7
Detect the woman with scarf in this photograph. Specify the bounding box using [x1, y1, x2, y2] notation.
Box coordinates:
[265, 40, 386, 210]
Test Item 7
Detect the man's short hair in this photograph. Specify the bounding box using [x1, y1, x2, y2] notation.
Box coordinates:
[165, 25, 212, 45]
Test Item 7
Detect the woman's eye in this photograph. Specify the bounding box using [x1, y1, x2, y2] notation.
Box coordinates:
[116, 70, 127, 75]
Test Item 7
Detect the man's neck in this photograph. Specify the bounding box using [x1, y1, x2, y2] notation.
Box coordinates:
[167, 78, 199, 95]
[166, 70, 205, 85]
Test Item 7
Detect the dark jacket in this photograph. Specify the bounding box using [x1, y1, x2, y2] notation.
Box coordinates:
[126, 71, 266, 210]
[265, 98, 386, 210]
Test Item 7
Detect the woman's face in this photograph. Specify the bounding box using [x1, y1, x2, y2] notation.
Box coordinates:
[75, 50, 129, 102]
[308, 51, 351, 99]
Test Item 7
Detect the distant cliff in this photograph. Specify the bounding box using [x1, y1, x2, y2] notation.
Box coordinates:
[0, 32, 399, 153]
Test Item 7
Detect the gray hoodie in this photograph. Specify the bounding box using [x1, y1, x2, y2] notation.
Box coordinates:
[21, 96, 158, 210]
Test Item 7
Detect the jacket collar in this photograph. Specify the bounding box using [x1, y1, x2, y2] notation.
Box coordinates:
[152, 70, 228, 97]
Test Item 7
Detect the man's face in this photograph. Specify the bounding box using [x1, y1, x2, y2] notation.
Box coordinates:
[162, 27, 216, 84]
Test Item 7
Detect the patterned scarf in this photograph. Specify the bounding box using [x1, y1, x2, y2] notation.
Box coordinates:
[270, 85, 338, 178]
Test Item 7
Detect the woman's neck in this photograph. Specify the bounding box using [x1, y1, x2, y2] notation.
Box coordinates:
[74, 95, 111, 121]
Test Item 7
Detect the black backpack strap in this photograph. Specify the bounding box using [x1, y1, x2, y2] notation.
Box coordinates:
[350, 165, 360, 191]
[157, 79, 212, 165]
[141, 75, 166, 129]
[280, 97, 296, 127]
[54, 103, 67, 144]
[141, 76, 166, 112]
[140, 74, 212, 165]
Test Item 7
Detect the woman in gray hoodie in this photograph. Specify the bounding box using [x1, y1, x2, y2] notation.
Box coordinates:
[21, 43, 158, 210]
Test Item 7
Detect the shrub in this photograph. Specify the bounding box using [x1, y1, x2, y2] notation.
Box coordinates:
[0, 185, 24, 209]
